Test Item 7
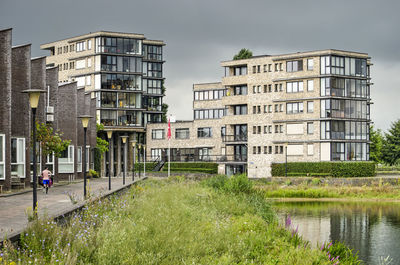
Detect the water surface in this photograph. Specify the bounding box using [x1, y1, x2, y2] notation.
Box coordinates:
[273, 201, 400, 265]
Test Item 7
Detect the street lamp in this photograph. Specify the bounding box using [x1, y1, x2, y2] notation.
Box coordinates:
[22, 89, 46, 213]
[107, 131, 113, 190]
[137, 144, 141, 179]
[78, 115, 92, 199]
[143, 145, 146, 178]
[131, 141, 136, 182]
[285, 146, 288, 178]
[120, 136, 128, 185]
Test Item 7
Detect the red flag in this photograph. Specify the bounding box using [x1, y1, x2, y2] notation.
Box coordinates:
[167, 118, 171, 140]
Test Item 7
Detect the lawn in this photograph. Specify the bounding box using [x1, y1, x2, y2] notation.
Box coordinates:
[0, 175, 359, 264]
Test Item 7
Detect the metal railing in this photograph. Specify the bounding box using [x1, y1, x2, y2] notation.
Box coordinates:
[149, 154, 247, 163]
[222, 134, 248, 142]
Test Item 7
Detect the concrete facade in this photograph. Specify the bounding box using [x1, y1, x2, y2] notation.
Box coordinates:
[146, 49, 372, 178]
[0, 28, 96, 191]
[40, 31, 166, 177]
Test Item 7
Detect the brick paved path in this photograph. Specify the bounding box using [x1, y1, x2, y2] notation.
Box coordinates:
[0, 176, 142, 241]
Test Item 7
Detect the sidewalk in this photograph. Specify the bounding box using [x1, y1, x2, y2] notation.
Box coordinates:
[0, 176, 143, 242]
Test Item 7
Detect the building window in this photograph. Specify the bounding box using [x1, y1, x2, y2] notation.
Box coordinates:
[257, 126, 261, 134]
[233, 86, 247, 95]
[253, 126, 256, 134]
[280, 146, 284, 154]
[233, 105, 247, 115]
[87, 58, 92, 68]
[233, 66, 247, 76]
[198, 127, 212, 138]
[88, 39, 92, 50]
[151, 149, 162, 160]
[307, 80, 314, 91]
[264, 146, 268, 154]
[77, 146, 82, 172]
[253, 65, 257, 74]
[194, 109, 225, 120]
[269, 146, 272, 154]
[280, 104, 284, 112]
[280, 125, 283, 133]
[253, 146, 257, 154]
[308, 144, 314, 155]
[69, 62, 75, 69]
[175, 128, 190, 139]
[152, 129, 165, 139]
[11, 138, 25, 178]
[286, 102, 304, 114]
[307, 122, 314, 134]
[274, 104, 279, 112]
[275, 63, 279, 71]
[70, 44, 75, 52]
[264, 126, 268, 134]
[76, 41, 86, 52]
[307, 101, 314, 113]
[0, 134, 4, 180]
[96, 37, 142, 55]
[307, 59, 314, 70]
[143, 45, 162, 60]
[286, 60, 303, 72]
[286, 81, 304, 93]
[59, 145, 74, 173]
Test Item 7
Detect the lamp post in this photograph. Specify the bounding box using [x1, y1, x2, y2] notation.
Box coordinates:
[120, 136, 128, 185]
[131, 141, 136, 182]
[137, 144, 141, 179]
[107, 131, 113, 190]
[78, 115, 92, 199]
[143, 145, 146, 178]
[22, 89, 46, 213]
[285, 146, 288, 178]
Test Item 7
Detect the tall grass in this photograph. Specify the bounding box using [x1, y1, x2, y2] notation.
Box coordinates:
[1, 177, 344, 264]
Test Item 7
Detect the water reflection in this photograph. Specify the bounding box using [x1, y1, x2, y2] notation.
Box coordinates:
[273, 201, 400, 265]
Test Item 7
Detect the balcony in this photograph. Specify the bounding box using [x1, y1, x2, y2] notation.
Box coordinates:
[149, 154, 247, 163]
[222, 134, 248, 144]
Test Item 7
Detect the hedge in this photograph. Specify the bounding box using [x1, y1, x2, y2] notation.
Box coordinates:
[134, 162, 218, 174]
[271, 162, 376, 178]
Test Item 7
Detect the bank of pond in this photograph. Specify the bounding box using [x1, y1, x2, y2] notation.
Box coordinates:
[1, 175, 365, 264]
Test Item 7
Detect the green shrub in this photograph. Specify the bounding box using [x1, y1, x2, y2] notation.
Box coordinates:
[202, 174, 228, 190]
[272, 162, 375, 178]
[88, 169, 99, 178]
[224, 174, 253, 194]
[321, 241, 361, 264]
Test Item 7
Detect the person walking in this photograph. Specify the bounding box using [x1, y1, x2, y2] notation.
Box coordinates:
[41, 167, 52, 194]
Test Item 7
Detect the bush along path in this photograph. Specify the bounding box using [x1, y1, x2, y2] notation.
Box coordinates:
[0, 175, 361, 264]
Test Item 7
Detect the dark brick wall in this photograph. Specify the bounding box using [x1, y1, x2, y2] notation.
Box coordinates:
[57, 82, 77, 179]
[11, 45, 31, 187]
[30, 57, 46, 126]
[46, 67, 59, 179]
[0, 29, 12, 190]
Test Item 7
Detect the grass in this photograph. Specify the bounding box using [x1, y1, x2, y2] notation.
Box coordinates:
[0, 176, 360, 264]
[255, 179, 400, 199]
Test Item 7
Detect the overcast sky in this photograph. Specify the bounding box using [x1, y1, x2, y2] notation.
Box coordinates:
[1, 0, 399, 131]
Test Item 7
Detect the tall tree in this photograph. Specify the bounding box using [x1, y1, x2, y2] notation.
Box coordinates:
[35, 122, 71, 158]
[382, 119, 400, 165]
[233, 48, 253, 60]
[369, 125, 384, 163]
[161, 80, 169, 122]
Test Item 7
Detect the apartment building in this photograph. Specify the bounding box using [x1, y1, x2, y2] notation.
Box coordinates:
[146, 49, 371, 177]
[0, 28, 96, 191]
[40, 31, 165, 176]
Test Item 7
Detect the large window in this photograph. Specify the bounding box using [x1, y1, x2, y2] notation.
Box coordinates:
[59, 145, 74, 173]
[320, 77, 369, 98]
[320, 56, 367, 77]
[96, 92, 141, 109]
[175, 128, 190, 139]
[234, 105, 247, 115]
[321, 121, 368, 140]
[286, 60, 303, 72]
[76, 41, 86, 52]
[77, 146, 82, 172]
[11, 138, 25, 178]
[286, 102, 304, 114]
[194, 89, 226, 101]
[233, 85, 248, 95]
[101, 55, 142, 73]
[232, 66, 247, 76]
[199, 148, 212, 161]
[197, 127, 212, 138]
[0, 134, 4, 180]
[143, 45, 162, 60]
[143, 62, 162, 78]
[100, 110, 118, 126]
[286, 81, 304, 93]
[194, 109, 225, 120]
[331, 142, 369, 161]
[101, 74, 142, 91]
[321, 99, 368, 119]
[96, 37, 142, 55]
[152, 129, 165, 139]
[144, 79, 162, 94]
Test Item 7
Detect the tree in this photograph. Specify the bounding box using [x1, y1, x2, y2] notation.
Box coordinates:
[96, 123, 109, 157]
[161, 80, 169, 122]
[233, 48, 253, 60]
[382, 120, 400, 165]
[369, 125, 384, 163]
[35, 122, 71, 158]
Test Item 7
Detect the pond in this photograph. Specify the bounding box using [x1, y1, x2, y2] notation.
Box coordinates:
[273, 200, 400, 265]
